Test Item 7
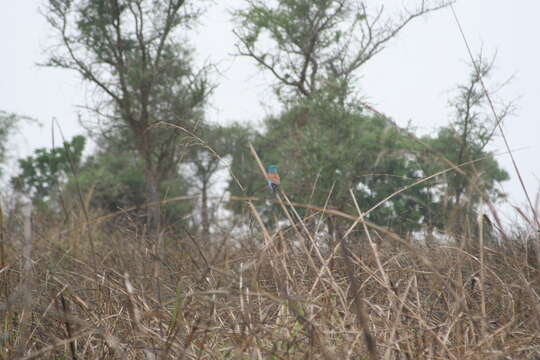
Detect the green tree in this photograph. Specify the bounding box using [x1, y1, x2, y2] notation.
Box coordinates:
[72, 149, 193, 228]
[44, 0, 210, 233]
[70, 128, 193, 227]
[228, 97, 436, 235]
[421, 56, 510, 234]
[188, 124, 226, 239]
[183, 122, 258, 239]
[11, 135, 86, 207]
[230, 0, 452, 235]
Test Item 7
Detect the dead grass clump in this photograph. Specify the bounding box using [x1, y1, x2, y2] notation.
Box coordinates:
[1, 204, 539, 359]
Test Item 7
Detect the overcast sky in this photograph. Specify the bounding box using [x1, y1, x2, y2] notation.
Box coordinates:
[1, 1, 539, 222]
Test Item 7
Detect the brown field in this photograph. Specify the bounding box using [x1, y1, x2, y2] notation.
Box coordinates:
[1, 194, 539, 360]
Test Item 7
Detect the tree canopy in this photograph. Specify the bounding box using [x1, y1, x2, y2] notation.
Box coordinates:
[229, 0, 471, 236]
[45, 0, 211, 231]
[10, 0, 508, 241]
[234, 0, 452, 101]
[11, 135, 86, 209]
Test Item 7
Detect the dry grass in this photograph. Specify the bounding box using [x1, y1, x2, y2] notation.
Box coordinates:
[1, 196, 539, 360]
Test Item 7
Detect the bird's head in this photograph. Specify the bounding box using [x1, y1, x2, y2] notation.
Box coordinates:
[267, 165, 278, 174]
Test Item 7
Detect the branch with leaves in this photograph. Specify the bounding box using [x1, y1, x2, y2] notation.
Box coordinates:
[234, 0, 454, 100]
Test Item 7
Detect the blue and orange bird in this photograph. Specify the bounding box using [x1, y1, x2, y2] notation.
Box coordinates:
[267, 165, 280, 193]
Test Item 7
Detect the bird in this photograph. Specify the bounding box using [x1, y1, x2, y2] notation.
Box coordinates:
[266, 165, 280, 193]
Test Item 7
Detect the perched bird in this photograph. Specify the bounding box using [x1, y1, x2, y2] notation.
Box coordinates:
[267, 165, 280, 192]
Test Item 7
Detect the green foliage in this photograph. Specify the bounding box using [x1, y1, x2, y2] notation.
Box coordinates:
[222, 124, 263, 215]
[419, 127, 509, 231]
[45, 0, 210, 229]
[231, 0, 509, 236]
[73, 150, 145, 212]
[227, 76, 509, 235]
[234, 0, 358, 99]
[187, 123, 248, 196]
[11, 135, 86, 206]
[186, 122, 259, 231]
[70, 147, 193, 225]
[228, 98, 435, 234]
[232, 0, 459, 235]
[409, 57, 511, 234]
[46, 0, 209, 168]
[427, 127, 508, 200]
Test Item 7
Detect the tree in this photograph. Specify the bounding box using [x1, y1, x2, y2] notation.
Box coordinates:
[228, 97, 436, 235]
[44, 0, 210, 234]
[234, 0, 452, 101]
[11, 135, 86, 208]
[187, 124, 223, 239]
[230, 0, 453, 235]
[62, 123, 192, 224]
[421, 55, 510, 234]
[70, 145, 193, 228]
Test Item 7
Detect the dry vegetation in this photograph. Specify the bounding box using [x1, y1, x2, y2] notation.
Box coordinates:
[1, 185, 539, 360]
[3, 1, 538, 359]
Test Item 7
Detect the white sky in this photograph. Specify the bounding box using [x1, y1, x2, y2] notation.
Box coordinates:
[1, 1, 539, 222]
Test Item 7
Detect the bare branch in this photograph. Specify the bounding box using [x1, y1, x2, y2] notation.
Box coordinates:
[234, 0, 454, 100]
